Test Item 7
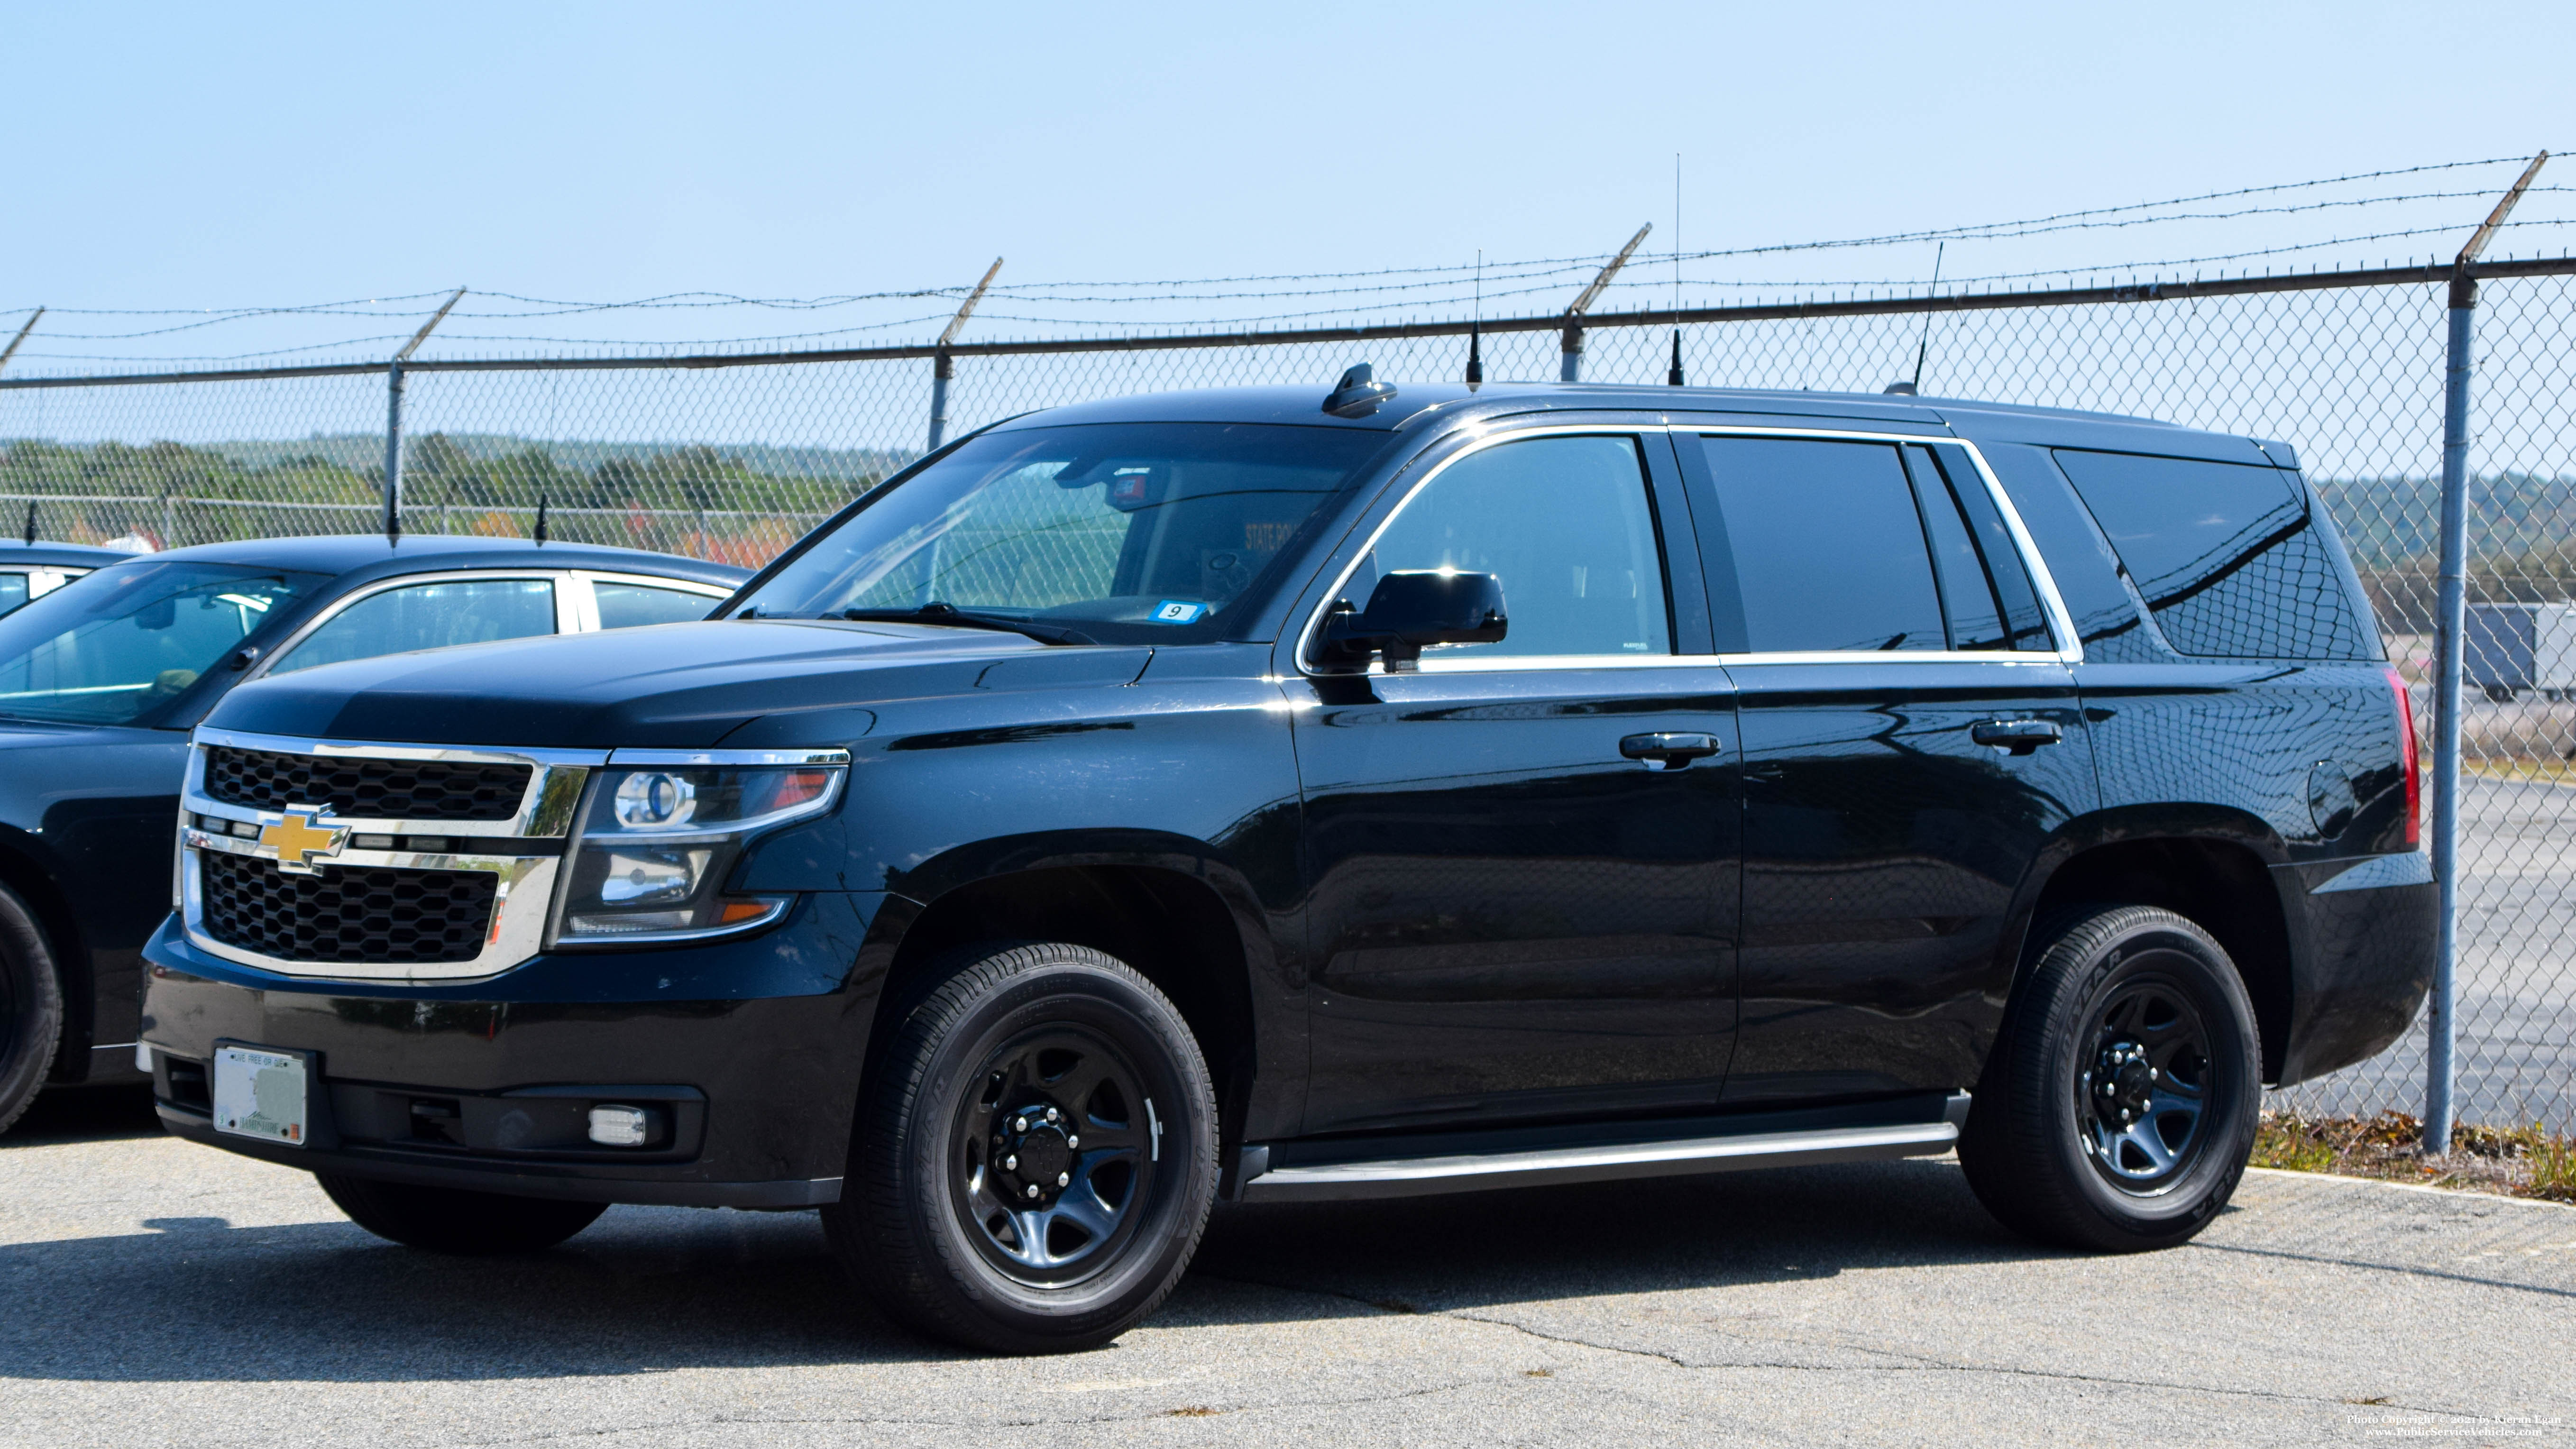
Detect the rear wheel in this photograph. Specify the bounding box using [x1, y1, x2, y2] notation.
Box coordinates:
[825, 941, 1219, 1354]
[0, 883, 64, 1137]
[1959, 905, 2261, 1252]
[317, 1174, 607, 1254]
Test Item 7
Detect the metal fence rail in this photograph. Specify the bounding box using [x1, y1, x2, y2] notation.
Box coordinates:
[5, 257, 2575, 1130]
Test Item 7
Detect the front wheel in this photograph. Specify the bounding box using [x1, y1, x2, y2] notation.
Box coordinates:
[317, 1174, 607, 1254]
[0, 882, 65, 1137]
[825, 941, 1219, 1354]
[1959, 905, 2262, 1252]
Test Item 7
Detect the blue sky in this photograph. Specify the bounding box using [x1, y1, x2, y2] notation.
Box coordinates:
[3, 1, 2569, 366]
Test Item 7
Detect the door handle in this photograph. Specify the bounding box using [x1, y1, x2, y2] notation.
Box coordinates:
[1971, 719, 2063, 756]
[1621, 732, 1722, 769]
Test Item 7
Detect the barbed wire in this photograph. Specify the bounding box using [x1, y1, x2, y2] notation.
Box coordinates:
[5, 153, 2557, 363]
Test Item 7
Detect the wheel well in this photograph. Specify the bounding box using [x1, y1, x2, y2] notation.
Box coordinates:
[2026, 838, 2293, 1082]
[876, 866, 1257, 1151]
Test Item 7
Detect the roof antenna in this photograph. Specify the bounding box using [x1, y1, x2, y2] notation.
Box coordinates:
[20, 501, 33, 547]
[533, 494, 549, 545]
[1465, 250, 1485, 390]
[1323, 363, 1397, 418]
[1886, 241, 1945, 395]
[1667, 154, 1686, 386]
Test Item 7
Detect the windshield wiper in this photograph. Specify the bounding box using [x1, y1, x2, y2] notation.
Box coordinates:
[833, 602, 1095, 646]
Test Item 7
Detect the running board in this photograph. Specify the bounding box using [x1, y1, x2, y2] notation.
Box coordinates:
[1237, 1093, 1968, 1204]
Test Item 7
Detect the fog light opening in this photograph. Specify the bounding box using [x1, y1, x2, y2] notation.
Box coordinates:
[587, 1104, 657, 1148]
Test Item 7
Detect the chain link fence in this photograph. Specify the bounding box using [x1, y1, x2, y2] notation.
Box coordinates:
[4, 262, 2572, 1129]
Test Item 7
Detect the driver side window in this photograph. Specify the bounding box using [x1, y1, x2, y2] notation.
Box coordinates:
[1348, 434, 1672, 660]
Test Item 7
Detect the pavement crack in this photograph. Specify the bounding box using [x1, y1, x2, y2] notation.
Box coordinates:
[2187, 1240, 2576, 1300]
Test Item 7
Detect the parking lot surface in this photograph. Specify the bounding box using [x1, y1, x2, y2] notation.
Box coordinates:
[3, 1091, 2570, 1448]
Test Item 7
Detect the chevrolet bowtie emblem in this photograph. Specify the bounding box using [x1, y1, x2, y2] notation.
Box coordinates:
[257, 810, 349, 875]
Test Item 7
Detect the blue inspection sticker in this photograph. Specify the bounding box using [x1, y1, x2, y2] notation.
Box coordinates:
[1149, 600, 1207, 624]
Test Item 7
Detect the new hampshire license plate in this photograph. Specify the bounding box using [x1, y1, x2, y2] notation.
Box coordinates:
[212, 1044, 310, 1146]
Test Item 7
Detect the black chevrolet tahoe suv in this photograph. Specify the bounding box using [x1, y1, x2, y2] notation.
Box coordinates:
[138, 374, 2432, 1353]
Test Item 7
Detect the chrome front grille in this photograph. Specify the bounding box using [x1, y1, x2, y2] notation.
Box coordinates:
[199, 851, 498, 964]
[180, 728, 605, 982]
[202, 745, 532, 822]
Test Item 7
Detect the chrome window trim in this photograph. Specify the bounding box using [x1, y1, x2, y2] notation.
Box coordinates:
[188, 726, 606, 839]
[243, 569, 572, 683]
[1293, 421, 2086, 678]
[179, 828, 560, 984]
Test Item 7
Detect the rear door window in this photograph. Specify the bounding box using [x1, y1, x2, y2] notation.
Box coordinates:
[593, 581, 718, 630]
[269, 577, 559, 676]
[1697, 436, 1947, 652]
[2052, 449, 2373, 659]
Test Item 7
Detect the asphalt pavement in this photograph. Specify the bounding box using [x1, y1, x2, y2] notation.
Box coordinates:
[3, 1089, 2570, 1448]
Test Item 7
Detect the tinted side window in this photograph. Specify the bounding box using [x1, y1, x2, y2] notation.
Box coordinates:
[1699, 436, 1945, 652]
[271, 578, 558, 676]
[2053, 450, 2374, 660]
[595, 582, 715, 630]
[1346, 434, 1671, 660]
[0, 575, 26, 618]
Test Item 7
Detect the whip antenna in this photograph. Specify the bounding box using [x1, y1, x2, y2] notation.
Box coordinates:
[1909, 241, 1945, 393]
[1466, 249, 1484, 389]
[1668, 154, 1686, 386]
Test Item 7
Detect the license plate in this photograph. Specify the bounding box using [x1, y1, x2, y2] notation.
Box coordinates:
[212, 1044, 310, 1147]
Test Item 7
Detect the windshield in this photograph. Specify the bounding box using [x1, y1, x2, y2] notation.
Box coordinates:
[735, 422, 1390, 643]
[0, 561, 325, 726]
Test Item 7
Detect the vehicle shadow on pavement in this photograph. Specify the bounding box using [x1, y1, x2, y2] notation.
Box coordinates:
[1178, 1156, 2055, 1321]
[1, 1085, 163, 1148]
[0, 1155, 2057, 1379]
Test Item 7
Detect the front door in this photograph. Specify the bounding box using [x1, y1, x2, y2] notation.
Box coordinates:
[1291, 430, 1741, 1136]
[1675, 431, 2099, 1105]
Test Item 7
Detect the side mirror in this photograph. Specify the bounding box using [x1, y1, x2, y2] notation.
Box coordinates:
[1314, 570, 1507, 672]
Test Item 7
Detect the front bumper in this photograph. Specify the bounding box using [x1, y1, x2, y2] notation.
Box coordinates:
[138, 892, 886, 1207]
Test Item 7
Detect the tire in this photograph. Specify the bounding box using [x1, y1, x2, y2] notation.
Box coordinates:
[317, 1174, 607, 1254]
[824, 941, 1219, 1354]
[0, 882, 65, 1137]
[1959, 905, 2262, 1253]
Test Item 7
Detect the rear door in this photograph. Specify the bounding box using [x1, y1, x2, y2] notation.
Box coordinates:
[1675, 429, 2099, 1106]
[1287, 425, 1742, 1135]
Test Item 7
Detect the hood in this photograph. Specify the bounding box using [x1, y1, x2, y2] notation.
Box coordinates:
[205, 620, 1150, 749]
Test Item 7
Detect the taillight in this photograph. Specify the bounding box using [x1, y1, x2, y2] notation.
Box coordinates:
[2386, 666, 2420, 846]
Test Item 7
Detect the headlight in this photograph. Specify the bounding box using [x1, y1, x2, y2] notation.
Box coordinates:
[551, 752, 848, 946]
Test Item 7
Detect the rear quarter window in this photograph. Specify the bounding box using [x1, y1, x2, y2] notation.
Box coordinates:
[2051, 449, 2375, 660]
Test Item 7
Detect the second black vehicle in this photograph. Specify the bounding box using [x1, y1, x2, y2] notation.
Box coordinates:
[0, 535, 745, 1130]
[136, 376, 2431, 1353]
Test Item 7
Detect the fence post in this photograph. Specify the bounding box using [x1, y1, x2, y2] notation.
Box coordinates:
[1558, 226, 1652, 385]
[926, 347, 953, 453]
[381, 359, 405, 541]
[2428, 278, 2473, 1156]
[2423, 151, 2546, 1156]
[926, 258, 1004, 454]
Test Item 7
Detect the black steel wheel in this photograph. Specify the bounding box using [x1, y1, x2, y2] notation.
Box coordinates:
[2076, 977, 2217, 1192]
[0, 882, 64, 1137]
[954, 1027, 1159, 1285]
[1959, 905, 2261, 1252]
[825, 941, 1218, 1355]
